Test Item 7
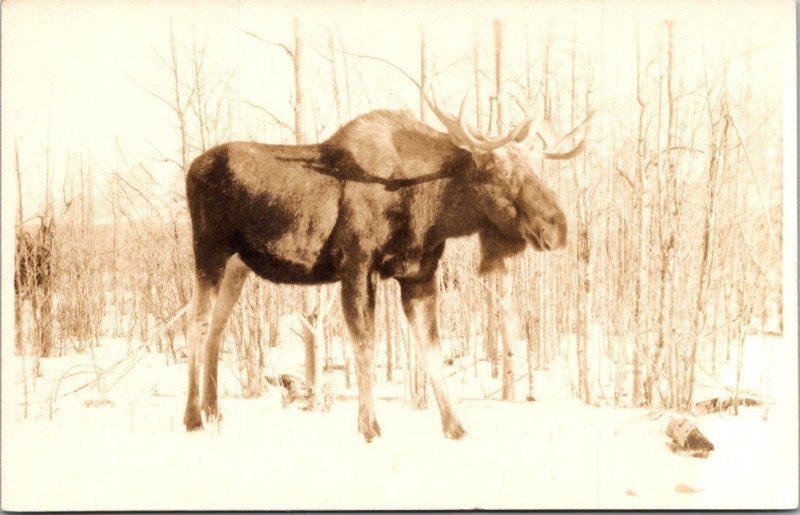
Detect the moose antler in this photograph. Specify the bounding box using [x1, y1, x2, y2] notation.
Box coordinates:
[511, 95, 594, 160]
[421, 87, 535, 153]
[536, 112, 593, 160]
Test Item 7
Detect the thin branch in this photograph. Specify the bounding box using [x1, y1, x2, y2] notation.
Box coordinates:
[643, 146, 705, 172]
[342, 49, 423, 91]
[243, 100, 295, 133]
[727, 108, 780, 253]
[242, 29, 293, 58]
[615, 165, 636, 189]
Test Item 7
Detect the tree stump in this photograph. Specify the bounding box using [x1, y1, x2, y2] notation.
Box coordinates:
[666, 417, 714, 458]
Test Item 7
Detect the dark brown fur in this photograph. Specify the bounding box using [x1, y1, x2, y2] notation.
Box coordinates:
[15, 221, 55, 356]
[183, 110, 567, 440]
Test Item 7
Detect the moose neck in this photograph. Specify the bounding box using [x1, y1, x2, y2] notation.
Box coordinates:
[412, 148, 505, 246]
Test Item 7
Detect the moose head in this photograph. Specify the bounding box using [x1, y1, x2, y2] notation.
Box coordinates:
[422, 91, 591, 260]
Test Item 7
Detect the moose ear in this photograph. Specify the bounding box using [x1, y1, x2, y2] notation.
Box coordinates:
[468, 150, 493, 171]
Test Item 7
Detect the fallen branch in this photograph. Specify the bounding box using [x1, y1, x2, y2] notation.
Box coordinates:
[695, 396, 761, 415]
[25, 303, 190, 408]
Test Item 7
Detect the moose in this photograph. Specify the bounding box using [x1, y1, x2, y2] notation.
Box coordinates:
[183, 90, 591, 441]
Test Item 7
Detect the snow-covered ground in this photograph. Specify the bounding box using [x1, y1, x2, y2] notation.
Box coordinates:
[2, 332, 797, 510]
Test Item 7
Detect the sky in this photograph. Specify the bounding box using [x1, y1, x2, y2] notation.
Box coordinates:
[0, 0, 792, 219]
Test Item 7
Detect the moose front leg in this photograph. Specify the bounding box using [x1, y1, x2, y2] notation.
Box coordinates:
[341, 270, 380, 442]
[399, 276, 466, 439]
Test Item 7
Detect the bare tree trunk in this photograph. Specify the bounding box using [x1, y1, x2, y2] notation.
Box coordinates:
[301, 285, 337, 409]
[493, 19, 504, 133]
[525, 25, 547, 380]
[524, 255, 537, 401]
[292, 19, 329, 407]
[36, 148, 55, 357]
[492, 19, 514, 396]
[111, 172, 121, 336]
[538, 261, 547, 363]
[665, 21, 679, 410]
[292, 18, 305, 144]
[342, 339, 353, 389]
[328, 30, 343, 127]
[685, 95, 729, 409]
[664, 21, 680, 409]
[731, 276, 759, 416]
[539, 26, 553, 373]
[410, 26, 429, 409]
[473, 22, 483, 132]
[486, 273, 498, 378]
[190, 35, 209, 152]
[570, 32, 591, 404]
[648, 23, 667, 408]
[632, 28, 649, 405]
[384, 283, 394, 382]
[168, 23, 191, 175]
[267, 286, 279, 347]
[302, 317, 324, 407]
[543, 28, 552, 121]
[419, 27, 427, 123]
[524, 24, 532, 104]
[486, 20, 503, 377]
[336, 28, 352, 121]
[498, 269, 514, 400]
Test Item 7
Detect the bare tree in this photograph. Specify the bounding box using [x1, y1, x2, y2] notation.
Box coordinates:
[419, 27, 428, 124]
[684, 79, 729, 409]
[493, 19, 505, 133]
[293, 18, 306, 144]
[494, 18, 515, 401]
[630, 26, 651, 406]
[473, 22, 484, 132]
[328, 30, 344, 126]
[300, 285, 339, 409]
[411, 26, 429, 409]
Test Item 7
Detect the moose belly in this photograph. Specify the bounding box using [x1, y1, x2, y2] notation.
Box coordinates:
[235, 206, 340, 284]
[237, 246, 337, 284]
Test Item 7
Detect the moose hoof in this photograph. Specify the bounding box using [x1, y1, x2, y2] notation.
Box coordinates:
[184, 410, 204, 432]
[359, 418, 382, 443]
[443, 419, 467, 440]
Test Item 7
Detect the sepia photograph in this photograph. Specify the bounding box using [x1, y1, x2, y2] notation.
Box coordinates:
[1, 0, 797, 510]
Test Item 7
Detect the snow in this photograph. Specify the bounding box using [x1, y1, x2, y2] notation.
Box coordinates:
[2, 333, 797, 510]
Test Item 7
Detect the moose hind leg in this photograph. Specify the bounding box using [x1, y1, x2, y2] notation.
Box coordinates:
[184, 277, 215, 431]
[341, 271, 381, 442]
[400, 277, 466, 439]
[201, 255, 251, 421]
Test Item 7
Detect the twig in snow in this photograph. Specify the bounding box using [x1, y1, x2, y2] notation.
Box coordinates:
[28, 303, 191, 409]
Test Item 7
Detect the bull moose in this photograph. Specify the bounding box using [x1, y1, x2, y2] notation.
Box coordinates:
[183, 91, 591, 441]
